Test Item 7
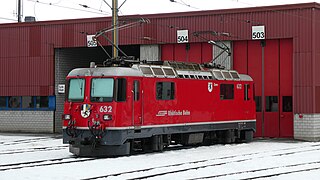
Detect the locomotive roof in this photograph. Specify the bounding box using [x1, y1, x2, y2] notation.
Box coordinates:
[68, 67, 143, 77]
[67, 63, 253, 81]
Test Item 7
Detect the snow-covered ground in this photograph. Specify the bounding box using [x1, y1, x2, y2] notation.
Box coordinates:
[0, 133, 320, 180]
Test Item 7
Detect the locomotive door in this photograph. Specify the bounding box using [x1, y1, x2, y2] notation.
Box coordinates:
[132, 80, 142, 126]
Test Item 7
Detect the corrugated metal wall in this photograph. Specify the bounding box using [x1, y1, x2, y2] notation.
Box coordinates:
[0, 3, 319, 114]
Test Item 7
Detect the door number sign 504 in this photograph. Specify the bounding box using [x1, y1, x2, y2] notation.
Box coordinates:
[177, 29, 189, 43]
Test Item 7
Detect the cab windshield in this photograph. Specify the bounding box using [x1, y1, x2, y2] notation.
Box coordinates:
[68, 78, 85, 102]
[91, 78, 114, 102]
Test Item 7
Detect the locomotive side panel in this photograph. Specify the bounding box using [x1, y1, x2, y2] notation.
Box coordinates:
[142, 78, 255, 125]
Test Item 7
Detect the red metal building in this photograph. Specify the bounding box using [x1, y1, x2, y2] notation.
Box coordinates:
[0, 3, 319, 141]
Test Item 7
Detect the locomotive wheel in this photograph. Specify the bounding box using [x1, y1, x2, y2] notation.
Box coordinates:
[244, 130, 254, 142]
[151, 135, 164, 152]
[237, 130, 254, 143]
[217, 130, 236, 144]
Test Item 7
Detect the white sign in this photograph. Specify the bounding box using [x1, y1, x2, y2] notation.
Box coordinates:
[58, 84, 65, 94]
[177, 30, 189, 43]
[252, 26, 265, 40]
[87, 35, 97, 47]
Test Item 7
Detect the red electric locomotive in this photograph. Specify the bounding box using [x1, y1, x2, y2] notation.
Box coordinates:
[62, 60, 256, 157]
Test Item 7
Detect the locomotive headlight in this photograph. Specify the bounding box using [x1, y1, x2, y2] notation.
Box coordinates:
[103, 114, 112, 121]
[63, 114, 71, 120]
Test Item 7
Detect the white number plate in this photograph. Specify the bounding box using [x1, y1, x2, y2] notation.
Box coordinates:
[100, 106, 112, 113]
[252, 26, 265, 40]
[177, 30, 189, 43]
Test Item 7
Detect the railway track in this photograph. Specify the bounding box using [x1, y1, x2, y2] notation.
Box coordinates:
[0, 157, 96, 172]
[0, 145, 68, 155]
[0, 137, 57, 146]
[193, 161, 320, 179]
[81, 142, 320, 180]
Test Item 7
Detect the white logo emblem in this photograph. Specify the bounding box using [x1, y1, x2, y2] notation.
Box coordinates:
[208, 82, 213, 92]
[156, 110, 167, 117]
[81, 104, 91, 118]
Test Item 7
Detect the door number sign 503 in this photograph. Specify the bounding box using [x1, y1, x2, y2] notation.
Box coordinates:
[252, 25, 265, 40]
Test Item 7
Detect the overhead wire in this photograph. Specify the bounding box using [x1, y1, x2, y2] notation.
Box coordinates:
[0, 17, 17, 22]
[33, 1, 38, 21]
[170, 0, 200, 10]
[26, 0, 109, 15]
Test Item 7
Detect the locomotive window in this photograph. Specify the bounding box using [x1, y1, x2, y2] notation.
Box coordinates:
[141, 67, 153, 76]
[244, 84, 250, 101]
[68, 78, 85, 102]
[115, 78, 127, 102]
[156, 82, 175, 100]
[230, 72, 240, 79]
[212, 70, 224, 80]
[152, 67, 165, 76]
[222, 71, 232, 79]
[266, 96, 278, 112]
[163, 68, 175, 76]
[255, 96, 262, 112]
[0, 97, 6, 108]
[134, 80, 140, 101]
[220, 84, 234, 100]
[283, 96, 293, 112]
[91, 78, 114, 102]
[22, 96, 34, 108]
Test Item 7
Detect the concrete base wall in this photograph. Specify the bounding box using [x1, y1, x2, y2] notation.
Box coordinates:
[0, 111, 54, 133]
[294, 113, 320, 141]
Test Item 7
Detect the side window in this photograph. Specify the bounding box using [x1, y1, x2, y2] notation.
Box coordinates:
[0, 97, 6, 108]
[244, 84, 250, 101]
[22, 96, 34, 108]
[134, 80, 140, 101]
[255, 96, 262, 112]
[36, 96, 49, 108]
[0, 96, 53, 110]
[115, 78, 127, 102]
[156, 82, 175, 100]
[8, 96, 21, 108]
[220, 84, 234, 100]
[266, 96, 278, 112]
[283, 96, 292, 112]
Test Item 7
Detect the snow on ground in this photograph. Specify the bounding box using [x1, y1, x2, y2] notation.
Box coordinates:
[0, 133, 320, 180]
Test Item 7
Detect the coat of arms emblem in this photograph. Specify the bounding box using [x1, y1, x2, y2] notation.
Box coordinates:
[81, 104, 91, 118]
